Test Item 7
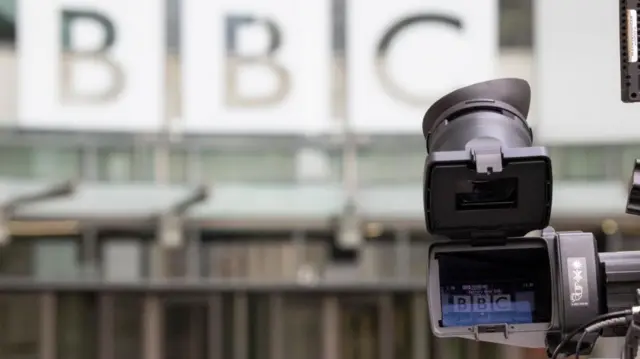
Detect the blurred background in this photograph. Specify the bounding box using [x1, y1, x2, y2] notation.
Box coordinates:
[0, 0, 634, 358]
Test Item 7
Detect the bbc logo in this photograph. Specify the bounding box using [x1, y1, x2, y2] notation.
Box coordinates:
[451, 294, 513, 312]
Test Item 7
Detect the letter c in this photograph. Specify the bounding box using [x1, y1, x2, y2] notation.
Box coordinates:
[375, 14, 463, 106]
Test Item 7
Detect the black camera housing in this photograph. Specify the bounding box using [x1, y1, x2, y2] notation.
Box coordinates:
[424, 147, 553, 239]
[421, 78, 553, 239]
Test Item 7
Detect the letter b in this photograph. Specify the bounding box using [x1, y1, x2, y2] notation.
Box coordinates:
[224, 15, 290, 108]
[60, 10, 125, 104]
[452, 295, 471, 312]
[473, 295, 491, 312]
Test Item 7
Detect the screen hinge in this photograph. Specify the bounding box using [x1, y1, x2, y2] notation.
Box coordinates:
[469, 231, 508, 246]
[466, 138, 503, 174]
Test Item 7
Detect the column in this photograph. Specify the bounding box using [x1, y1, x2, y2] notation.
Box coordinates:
[208, 295, 224, 359]
[269, 294, 285, 359]
[233, 293, 248, 359]
[378, 294, 395, 359]
[39, 292, 57, 359]
[82, 227, 99, 278]
[411, 293, 428, 359]
[98, 294, 115, 359]
[322, 295, 340, 359]
[395, 230, 411, 278]
[143, 295, 163, 359]
[186, 228, 201, 279]
[81, 145, 99, 180]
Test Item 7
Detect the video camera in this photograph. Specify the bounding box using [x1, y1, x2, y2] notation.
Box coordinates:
[423, 78, 640, 359]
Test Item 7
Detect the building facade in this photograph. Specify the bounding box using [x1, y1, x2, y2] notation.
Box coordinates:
[0, 0, 636, 359]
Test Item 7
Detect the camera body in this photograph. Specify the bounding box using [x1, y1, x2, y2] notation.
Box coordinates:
[422, 79, 615, 354]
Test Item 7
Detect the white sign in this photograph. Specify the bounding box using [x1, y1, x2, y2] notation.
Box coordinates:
[17, 0, 165, 132]
[451, 294, 513, 312]
[536, 0, 638, 144]
[181, 0, 331, 134]
[347, 0, 498, 133]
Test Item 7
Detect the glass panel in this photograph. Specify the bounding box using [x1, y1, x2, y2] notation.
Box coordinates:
[0, 0, 15, 43]
[358, 151, 424, 184]
[0, 147, 82, 179]
[360, 242, 396, 280]
[56, 293, 97, 359]
[0, 0, 15, 17]
[113, 295, 143, 359]
[102, 240, 142, 281]
[0, 294, 40, 359]
[283, 296, 322, 359]
[0, 147, 33, 178]
[169, 149, 188, 184]
[34, 239, 81, 280]
[499, 0, 533, 48]
[164, 298, 209, 359]
[200, 151, 296, 183]
[97, 149, 134, 182]
[295, 148, 342, 183]
[31, 147, 82, 180]
[409, 241, 429, 280]
[560, 146, 608, 181]
[132, 146, 155, 181]
[161, 245, 188, 278]
[0, 240, 33, 277]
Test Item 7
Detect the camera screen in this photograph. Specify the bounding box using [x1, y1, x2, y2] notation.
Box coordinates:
[436, 247, 551, 327]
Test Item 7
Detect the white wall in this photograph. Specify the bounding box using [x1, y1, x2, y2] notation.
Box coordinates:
[0, 48, 535, 129]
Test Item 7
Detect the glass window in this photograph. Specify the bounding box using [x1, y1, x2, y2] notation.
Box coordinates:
[361, 242, 397, 280]
[358, 151, 424, 184]
[31, 148, 83, 180]
[0, 147, 33, 178]
[0, 147, 81, 179]
[558, 146, 608, 181]
[499, 0, 533, 48]
[97, 148, 154, 182]
[34, 239, 81, 280]
[200, 151, 296, 183]
[151, 244, 188, 278]
[57, 294, 97, 359]
[169, 149, 188, 183]
[102, 240, 143, 281]
[97, 149, 134, 182]
[295, 148, 342, 183]
[0, 240, 34, 277]
[0, 294, 40, 359]
[0, 0, 15, 43]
